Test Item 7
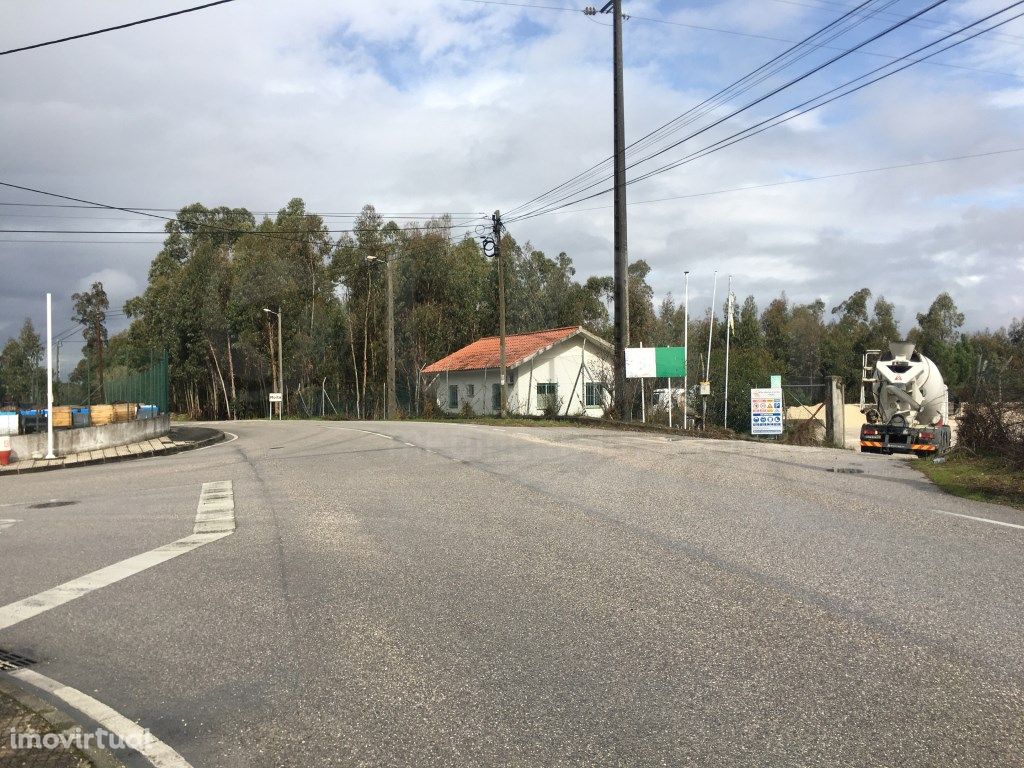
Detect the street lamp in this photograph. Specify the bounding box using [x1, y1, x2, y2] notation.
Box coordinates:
[366, 248, 397, 420]
[263, 307, 283, 419]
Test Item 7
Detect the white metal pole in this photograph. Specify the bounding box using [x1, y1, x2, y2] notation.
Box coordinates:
[668, 376, 672, 428]
[724, 275, 732, 430]
[683, 271, 689, 430]
[706, 271, 717, 380]
[45, 293, 55, 459]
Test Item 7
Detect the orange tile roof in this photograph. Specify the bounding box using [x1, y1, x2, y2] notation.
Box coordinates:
[422, 326, 585, 374]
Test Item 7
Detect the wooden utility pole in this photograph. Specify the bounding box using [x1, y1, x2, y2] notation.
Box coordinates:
[602, 0, 630, 420]
[493, 210, 508, 418]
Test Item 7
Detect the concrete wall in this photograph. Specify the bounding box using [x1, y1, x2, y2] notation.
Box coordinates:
[8, 414, 170, 461]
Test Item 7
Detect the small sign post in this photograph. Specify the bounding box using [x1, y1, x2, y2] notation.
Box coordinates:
[269, 392, 283, 421]
[750, 387, 784, 436]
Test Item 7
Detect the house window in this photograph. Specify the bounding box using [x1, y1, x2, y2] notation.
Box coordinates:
[536, 382, 558, 411]
[466, 384, 475, 398]
[491, 383, 501, 411]
[448, 385, 458, 409]
[585, 382, 603, 407]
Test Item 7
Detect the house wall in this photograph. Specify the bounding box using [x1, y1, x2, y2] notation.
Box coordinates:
[431, 336, 612, 417]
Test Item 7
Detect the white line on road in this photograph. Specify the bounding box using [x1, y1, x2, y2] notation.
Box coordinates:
[0, 519, 20, 534]
[0, 481, 235, 632]
[8, 667, 194, 768]
[932, 508, 1024, 531]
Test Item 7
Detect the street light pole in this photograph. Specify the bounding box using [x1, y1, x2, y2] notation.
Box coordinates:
[385, 247, 397, 419]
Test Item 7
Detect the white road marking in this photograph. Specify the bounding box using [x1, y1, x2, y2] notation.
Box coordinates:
[0, 519, 21, 535]
[8, 667, 193, 768]
[193, 431, 238, 451]
[0, 482, 235, 632]
[933, 508, 1024, 531]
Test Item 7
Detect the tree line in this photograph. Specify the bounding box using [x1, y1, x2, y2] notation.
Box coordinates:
[1, 199, 1021, 430]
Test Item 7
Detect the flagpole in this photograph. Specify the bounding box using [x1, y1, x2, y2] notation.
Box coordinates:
[703, 271, 718, 430]
[724, 275, 733, 430]
[683, 271, 689, 430]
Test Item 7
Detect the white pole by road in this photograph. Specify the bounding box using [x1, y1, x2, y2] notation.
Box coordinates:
[668, 376, 672, 428]
[724, 274, 732, 430]
[45, 293, 55, 459]
[683, 271, 689, 430]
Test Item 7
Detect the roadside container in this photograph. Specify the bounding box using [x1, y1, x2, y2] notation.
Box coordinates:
[72, 407, 90, 428]
[90, 404, 114, 426]
[52, 405, 73, 429]
[112, 403, 136, 423]
[0, 412, 18, 436]
[0, 435, 10, 466]
[137, 404, 159, 420]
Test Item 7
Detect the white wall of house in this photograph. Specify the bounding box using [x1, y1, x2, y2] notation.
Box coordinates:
[430, 335, 611, 417]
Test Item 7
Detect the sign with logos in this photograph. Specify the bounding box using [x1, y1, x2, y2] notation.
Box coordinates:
[750, 387, 783, 435]
[269, 392, 283, 403]
[625, 346, 686, 378]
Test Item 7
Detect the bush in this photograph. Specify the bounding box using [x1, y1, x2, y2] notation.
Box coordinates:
[956, 399, 1024, 469]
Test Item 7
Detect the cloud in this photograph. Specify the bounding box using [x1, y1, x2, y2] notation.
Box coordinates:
[1, 0, 1022, 361]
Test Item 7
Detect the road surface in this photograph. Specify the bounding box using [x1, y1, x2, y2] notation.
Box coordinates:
[0, 420, 1021, 767]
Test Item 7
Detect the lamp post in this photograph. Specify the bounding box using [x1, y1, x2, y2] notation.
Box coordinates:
[366, 246, 398, 420]
[263, 307, 283, 420]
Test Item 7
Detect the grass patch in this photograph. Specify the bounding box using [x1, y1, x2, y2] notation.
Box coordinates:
[914, 453, 1024, 510]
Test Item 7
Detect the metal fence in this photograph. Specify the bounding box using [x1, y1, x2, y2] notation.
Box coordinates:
[103, 352, 169, 413]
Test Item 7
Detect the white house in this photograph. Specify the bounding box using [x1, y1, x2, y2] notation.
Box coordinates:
[422, 326, 613, 417]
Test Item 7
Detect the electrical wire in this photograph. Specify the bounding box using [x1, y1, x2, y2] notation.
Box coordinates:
[524, 147, 1024, 214]
[502, 0, 900, 219]
[1, 0, 241, 57]
[506, 0, 956, 222]
[511, 3, 1024, 221]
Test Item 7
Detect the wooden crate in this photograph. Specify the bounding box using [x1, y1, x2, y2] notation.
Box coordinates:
[90, 404, 114, 426]
[51, 406, 73, 429]
[112, 403, 137, 423]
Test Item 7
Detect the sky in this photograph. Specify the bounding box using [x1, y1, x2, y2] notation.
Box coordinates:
[1, 0, 1022, 372]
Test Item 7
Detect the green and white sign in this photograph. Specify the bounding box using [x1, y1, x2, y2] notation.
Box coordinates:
[624, 346, 686, 378]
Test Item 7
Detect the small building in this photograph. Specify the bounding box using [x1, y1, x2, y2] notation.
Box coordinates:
[422, 326, 613, 417]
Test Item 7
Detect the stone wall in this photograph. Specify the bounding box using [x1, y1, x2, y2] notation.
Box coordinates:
[8, 415, 170, 461]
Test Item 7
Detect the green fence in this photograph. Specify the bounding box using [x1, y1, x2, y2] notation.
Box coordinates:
[104, 352, 169, 413]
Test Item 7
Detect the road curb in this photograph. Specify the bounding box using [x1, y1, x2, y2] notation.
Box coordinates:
[0, 430, 225, 478]
[0, 673, 126, 768]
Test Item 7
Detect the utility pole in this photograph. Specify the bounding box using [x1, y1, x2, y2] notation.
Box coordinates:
[600, 0, 630, 421]
[385, 244, 397, 419]
[493, 210, 508, 418]
[45, 293, 55, 459]
[683, 271, 689, 430]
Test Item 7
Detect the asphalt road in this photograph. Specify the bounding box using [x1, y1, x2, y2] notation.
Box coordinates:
[0, 420, 1021, 767]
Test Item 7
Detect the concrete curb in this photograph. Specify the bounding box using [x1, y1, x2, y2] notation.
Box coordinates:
[0, 430, 225, 478]
[0, 673, 126, 768]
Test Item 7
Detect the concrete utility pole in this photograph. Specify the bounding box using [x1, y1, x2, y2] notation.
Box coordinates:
[493, 210, 508, 418]
[602, 0, 630, 421]
[385, 245, 397, 419]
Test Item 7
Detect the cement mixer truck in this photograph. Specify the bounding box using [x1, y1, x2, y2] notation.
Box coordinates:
[859, 341, 952, 457]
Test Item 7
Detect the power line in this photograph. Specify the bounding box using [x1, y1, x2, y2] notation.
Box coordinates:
[511, 3, 1024, 221]
[508, 0, 953, 221]
[531, 147, 1024, 214]
[0, 0, 241, 57]
[503, 0, 897, 218]
[0, 202, 488, 217]
[0, 181, 484, 242]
